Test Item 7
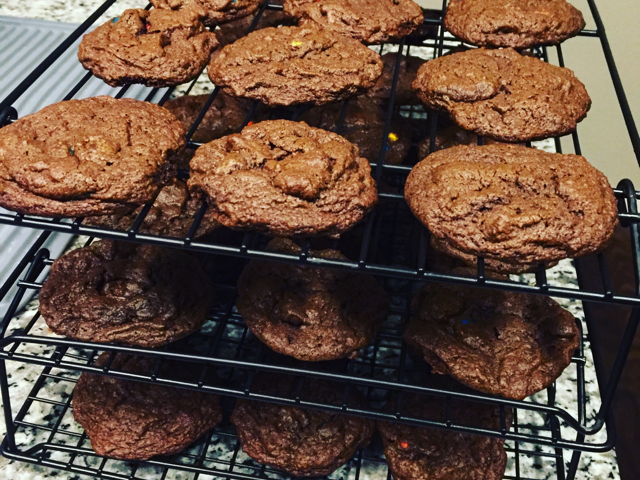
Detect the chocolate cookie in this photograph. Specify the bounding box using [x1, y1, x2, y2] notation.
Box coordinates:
[365, 53, 423, 105]
[150, 0, 264, 26]
[208, 25, 383, 106]
[78, 9, 218, 87]
[412, 47, 591, 142]
[404, 144, 618, 271]
[73, 353, 222, 460]
[216, 8, 290, 48]
[164, 93, 248, 167]
[236, 238, 389, 361]
[40, 240, 214, 347]
[445, 0, 585, 49]
[378, 393, 508, 480]
[0, 96, 183, 218]
[188, 120, 378, 237]
[405, 145, 617, 265]
[283, 0, 423, 44]
[301, 97, 412, 165]
[84, 179, 218, 238]
[405, 268, 580, 399]
[231, 374, 374, 476]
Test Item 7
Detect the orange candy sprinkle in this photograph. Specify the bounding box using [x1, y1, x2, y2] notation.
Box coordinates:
[400, 441, 409, 449]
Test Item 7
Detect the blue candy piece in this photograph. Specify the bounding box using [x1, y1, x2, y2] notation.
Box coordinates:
[461, 318, 473, 325]
[112, 16, 119, 23]
[386, 145, 390, 151]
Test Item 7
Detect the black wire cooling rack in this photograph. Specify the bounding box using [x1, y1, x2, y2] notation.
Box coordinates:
[1, 0, 640, 479]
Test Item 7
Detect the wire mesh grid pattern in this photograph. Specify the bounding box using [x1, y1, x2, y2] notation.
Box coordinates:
[0, 0, 639, 479]
[0, 235, 607, 451]
[3, 361, 576, 480]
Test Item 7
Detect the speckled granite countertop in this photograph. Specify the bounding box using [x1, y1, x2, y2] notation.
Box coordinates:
[0, 2, 623, 479]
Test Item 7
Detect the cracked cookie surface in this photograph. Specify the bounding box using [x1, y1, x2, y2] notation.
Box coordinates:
[40, 240, 214, 347]
[0, 96, 183, 217]
[404, 268, 580, 399]
[78, 8, 218, 87]
[236, 238, 389, 361]
[404, 144, 618, 270]
[208, 25, 383, 106]
[188, 119, 378, 236]
[151, 0, 264, 26]
[379, 392, 508, 480]
[412, 48, 591, 142]
[283, 0, 423, 44]
[231, 374, 374, 476]
[73, 353, 222, 460]
[445, 0, 585, 49]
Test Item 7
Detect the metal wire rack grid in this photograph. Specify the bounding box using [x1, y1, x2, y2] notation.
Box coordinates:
[0, 233, 615, 455]
[0, 0, 636, 479]
[0, 363, 572, 480]
[0, 1, 638, 308]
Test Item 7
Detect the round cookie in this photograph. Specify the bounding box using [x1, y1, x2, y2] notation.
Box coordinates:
[0, 96, 183, 218]
[208, 25, 383, 107]
[40, 240, 214, 347]
[73, 353, 222, 460]
[164, 93, 248, 168]
[84, 179, 219, 239]
[378, 393, 508, 480]
[236, 238, 389, 361]
[283, 0, 424, 45]
[445, 0, 585, 49]
[404, 268, 580, 399]
[301, 97, 412, 165]
[188, 119, 378, 237]
[365, 53, 423, 105]
[404, 144, 618, 271]
[151, 0, 264, 27]
[78, 9, 218, 88]
[412, 47, 591, 142]
[231, 374, 374, 476]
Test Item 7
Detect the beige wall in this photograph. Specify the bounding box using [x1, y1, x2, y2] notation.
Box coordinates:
[417, 0, 640, 186]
